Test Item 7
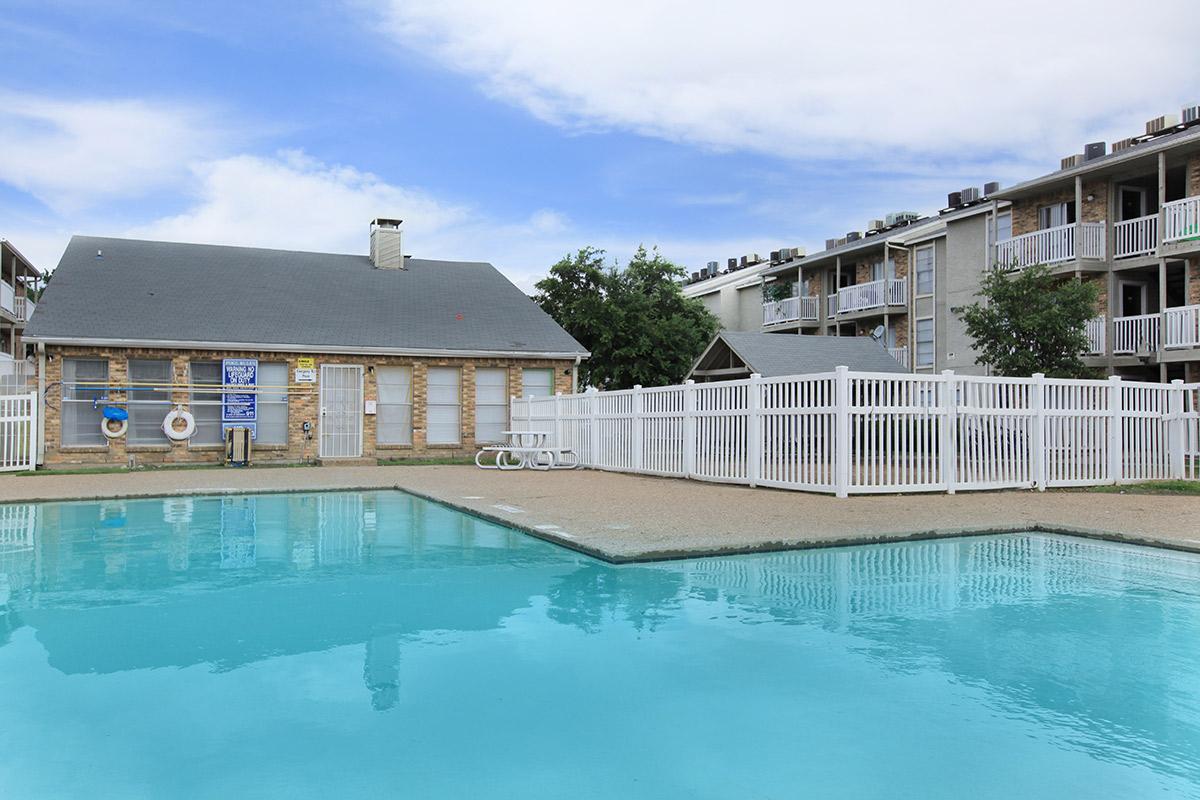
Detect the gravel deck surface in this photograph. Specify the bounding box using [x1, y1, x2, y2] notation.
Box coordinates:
[1, 465, 1196, 561]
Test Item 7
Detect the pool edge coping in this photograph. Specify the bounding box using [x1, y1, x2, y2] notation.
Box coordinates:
[6, 482, 1198, 565]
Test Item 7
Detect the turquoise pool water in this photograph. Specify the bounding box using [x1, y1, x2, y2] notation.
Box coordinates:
[1, 491, 1198, 799]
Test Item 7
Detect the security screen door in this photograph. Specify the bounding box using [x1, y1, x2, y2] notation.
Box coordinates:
[319, 364, 363, 458]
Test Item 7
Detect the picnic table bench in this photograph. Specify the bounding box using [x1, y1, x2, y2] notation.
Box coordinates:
[475, 430, 578, 470]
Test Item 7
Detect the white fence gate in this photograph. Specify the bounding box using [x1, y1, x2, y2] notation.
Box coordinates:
[510, 368, 1200, 497]
[0, 392, 38, 472]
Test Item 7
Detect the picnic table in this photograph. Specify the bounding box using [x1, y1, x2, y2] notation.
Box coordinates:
[475, 430, 578, 470]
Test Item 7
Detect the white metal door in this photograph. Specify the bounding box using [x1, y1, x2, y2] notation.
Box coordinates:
[319, 365, 363, 458]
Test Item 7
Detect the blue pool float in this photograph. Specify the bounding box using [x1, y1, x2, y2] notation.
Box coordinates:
[102, 406, 128, 421]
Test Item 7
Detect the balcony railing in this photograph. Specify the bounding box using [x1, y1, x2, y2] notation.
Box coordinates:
[1164, 305, 1200, 349]
[827, 294, 838, 319]
[762, 295, 818, 326]
[831, 278, 907, 315]
[1113, 214, 1158, 259]
[888, 346, 910, 368]
[1084, 317, 1105, 355]
[1163, 196, 1200, 244]
[995, 222, 1106, 269]
[1113, 313, 1160, 354]
[13, 297, 34, 323]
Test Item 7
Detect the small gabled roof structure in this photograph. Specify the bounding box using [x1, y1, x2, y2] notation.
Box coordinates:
[689, 331, 907, 381]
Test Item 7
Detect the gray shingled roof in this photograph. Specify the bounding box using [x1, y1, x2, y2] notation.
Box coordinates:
[25, 236, 588, 356]
[698, 331, 908, 377]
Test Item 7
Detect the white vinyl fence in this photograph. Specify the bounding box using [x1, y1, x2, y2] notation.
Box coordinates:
[510, 368, 1200, 497]
[0, 392, 38, 472]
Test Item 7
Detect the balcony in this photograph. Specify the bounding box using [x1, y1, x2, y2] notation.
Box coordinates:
[995, 222, 1105, 269]
[1113, 215, 1158, 259]
[888, 346, 910, 369]
[1098, 305, 1200, 355]
[13, 297, 34, 323]
[762, 294, 818, 326]
[1163, 196, 1200, 244]
[1084, 317, 1105, 354]
[829, 278, 907, 316]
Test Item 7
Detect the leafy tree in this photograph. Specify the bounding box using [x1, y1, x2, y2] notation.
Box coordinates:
[956, 264, 1099, 378]
[763, 279, 794, 303]
[534, 246, 719, 389]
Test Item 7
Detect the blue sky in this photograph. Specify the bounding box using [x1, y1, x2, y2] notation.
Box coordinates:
[3, 0, 1199, 289]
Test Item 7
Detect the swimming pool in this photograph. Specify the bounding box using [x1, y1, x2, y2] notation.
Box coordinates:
[0, 490, 1197, 798]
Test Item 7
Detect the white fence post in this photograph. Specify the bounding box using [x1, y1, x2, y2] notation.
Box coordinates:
[747, 373, 761, 487]
[1031, 373, 1045, 491]
[587, 387, 600, 467]
[553, 392, 562, 449]
[940, 370, 958, 494]
[683, 380, 696, 478]
[1107, 375, 1123, 484]
[834, 366, 850, 498]
[1169, 379, 1186, 479]
[632, 384, 644, 473]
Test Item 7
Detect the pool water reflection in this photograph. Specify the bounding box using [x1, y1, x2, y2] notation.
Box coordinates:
[0, 491, 1197, 799]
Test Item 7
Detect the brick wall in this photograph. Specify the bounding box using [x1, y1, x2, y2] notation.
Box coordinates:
[44, 345, 574, 467]
[1188, 154, 1200, 197]
[1011, 180, 1108, 236]
[1191, 257, 1200, 306]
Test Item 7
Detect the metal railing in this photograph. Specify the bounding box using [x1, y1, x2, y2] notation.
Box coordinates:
[762, 295, 818, 326]
[995, 222, 1106, 268]
[832, 278, 907, 315]
[1163, 196, 1200, 244]
[1114, 214, 1158, 259]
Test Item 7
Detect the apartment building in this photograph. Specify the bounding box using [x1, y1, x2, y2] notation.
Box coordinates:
[685, 104, 1200, 384]
[989, 110, 1200, 382]
[681, 252, 793, 331]
[0, 238, 42, 361]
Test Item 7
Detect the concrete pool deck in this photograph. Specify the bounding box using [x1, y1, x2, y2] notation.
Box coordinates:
[1, 465, 1197, 561]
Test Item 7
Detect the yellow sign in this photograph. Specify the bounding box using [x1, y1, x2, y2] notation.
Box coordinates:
[296, 357, 315, 370]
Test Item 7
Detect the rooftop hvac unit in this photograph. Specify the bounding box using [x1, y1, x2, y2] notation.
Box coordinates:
[1084, 141, 1107, 161]
[867, 219, 885, 231]
[746, 252, 761, 264]
[727, 257, 738, 270]
[983, 181, 1000, 196]
[690, 271, 700, 282]
[739, 255, 748, 267]
[780, 247, 794, 260]
[1112, 137, 1136, 152]
[825, 238, 839, 250]
[846, 231, 862, 242]
[836, 237, 848, 247]
[699, 267, 709, 279]
[947, 191, 962, 208]
[960, 188, 982, 204]
[885, 211, 920, 226]
[1183, 105, 1200, 125]
[1060, 154, 1084, 170]
[1146, 114, 1179, 135]
[226, 427, 252, 466]
[791, 245, 806, 258]
[707, 260, 719, 271]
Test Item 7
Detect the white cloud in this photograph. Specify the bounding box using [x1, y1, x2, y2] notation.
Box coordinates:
[378, 0, 1200, 168]
[0, 92, 228, 212]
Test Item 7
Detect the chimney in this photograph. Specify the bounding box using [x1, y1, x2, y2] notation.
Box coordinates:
[370, 218, 404, 269]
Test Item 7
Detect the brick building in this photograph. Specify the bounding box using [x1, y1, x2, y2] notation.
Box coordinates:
[24, 222, 587, 467]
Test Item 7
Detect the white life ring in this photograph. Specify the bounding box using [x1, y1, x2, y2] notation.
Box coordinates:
[162, 406, 196, 441]
[101, 416, 128, 439]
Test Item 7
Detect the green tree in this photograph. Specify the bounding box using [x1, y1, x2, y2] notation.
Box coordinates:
[534, 246, 719, 389]
[956, 264, 1099, 378]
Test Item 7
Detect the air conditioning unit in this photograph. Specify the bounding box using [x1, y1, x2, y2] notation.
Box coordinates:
[1146, 114, 1179, 135]
[226, 427, 252, 466]
[846, 231, 861, 242]
[690, 271, 700, 282]
[770, 250, 782, 263]
[727, 257, 738, 270]
[791, 246, 806, 258]
[947, 191, 962, 208]
[1060, 154, 1084, 170]
[867, 219, 885, 231]
[836, 237, 848, 247]
[885, 211, 920, 226]
[739, 255, 748, 267]
[825, 238, 839, 250]
[983, 181, 1000, 196]
[1112, 137, 1136, 152]
[1084, 141, 1106, 161]
[748, 252, 761, 264]
[961, 187, 983, 204]
[707, 260, 719, 272]
[1183, 105, 1200, 125]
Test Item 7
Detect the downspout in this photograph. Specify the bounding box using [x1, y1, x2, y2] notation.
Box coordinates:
[36, 341, 45, 467]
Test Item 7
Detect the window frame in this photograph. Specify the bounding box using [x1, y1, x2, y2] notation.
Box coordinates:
[188, 361, 224, 447]
[474, 367, 509, 444]
[426, 367, 462, 446]
[375, 365, 414, 446]
[126, 358, 173, 446]
[914, 244, 935, 297]
[521, 368, 554, 400]
[61, 358, 110, 447]
[914, 317, 935, 369]
[256, 362, 289, 446]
